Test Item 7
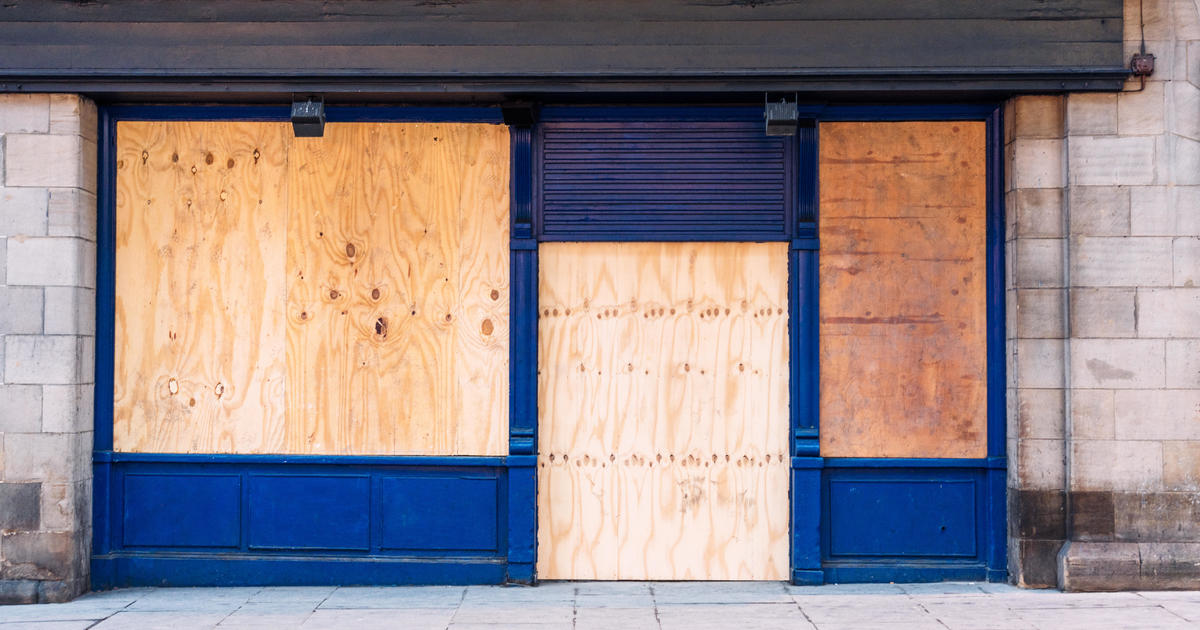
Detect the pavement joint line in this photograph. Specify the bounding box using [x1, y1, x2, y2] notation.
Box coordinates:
[649, 584, 662, 630]
[914, 600, 953, 630]
[576, 585, 585, 628]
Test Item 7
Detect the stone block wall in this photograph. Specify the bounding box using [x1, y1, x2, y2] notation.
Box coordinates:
[1005, 94, 1070, 588]
[0, 94, 97, 603]
[1008, 0, 1200, 591]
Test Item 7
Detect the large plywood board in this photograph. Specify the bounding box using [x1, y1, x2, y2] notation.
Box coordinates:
[285, 123, 509, 455]
[113, 121, 509, 455]
[819, 121, 988, 459]
[113, 121, 290, 453]
[537, 242, 789, 580]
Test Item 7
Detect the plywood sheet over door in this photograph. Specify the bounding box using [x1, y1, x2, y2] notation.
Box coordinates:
[537, 242, 789, 580]
[113, 121, 509, 455]
[818, 121, 988, 459]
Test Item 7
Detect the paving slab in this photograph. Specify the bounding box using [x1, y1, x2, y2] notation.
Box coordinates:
[0, 622, 96, 630]
[0, 601, 130, 623]
[651, 581, 792, 604]
[573, 606, 660, 628]
[215, 613, 314, 629]
[301, 608, 454, 630]
[317, 586, 465, 609]
[89, 611, 230, 630]
[246, 587, 336, 604]
[2, 582, 1199, 629]
[656, 602, 815, 630]
[452, 604, 575, 624]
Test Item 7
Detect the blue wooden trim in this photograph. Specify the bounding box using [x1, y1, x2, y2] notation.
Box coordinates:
[508, 129, 538, 456]
[823, 457, 1006, 469]
[792, 249, 820, 458]
[796, 121, 818, 227]
[505, 459, 537, 583]
[94, 451, 507, 467]
[507, 121, 539, 581]
[94, 107, 116, 452]
[820, 103, 999, 122]
[791, 117, 818, 456]
[92, 457, 514, 587]
[535, 232, 790, 243]
[100, 104, 500, 123]
[103, 104, 290, 121]
[821, 466, 990, 567]
[823, 563, 991, 584]
[92, 554, 506, 588]
[92, 460, 113, 556]
[984, 105, 1009, 580]
[809, 103, 1008, 583]
[791, 460, 823, 584]
[986, 106, 1008, 461]
[791, 569, 825, 585]
[327, 107, 502, 123]
[538, 105, 767, 122]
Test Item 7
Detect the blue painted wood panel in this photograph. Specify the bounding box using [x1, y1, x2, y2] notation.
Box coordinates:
[379, 476, 498, 552]
[827, 478, 977, 558]
[122, 474, 240, 548]
[94, 455, 510, 587]
[247, 475, 371, 551]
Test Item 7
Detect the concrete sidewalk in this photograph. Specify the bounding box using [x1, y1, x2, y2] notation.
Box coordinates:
[1, 582, 1198, 629]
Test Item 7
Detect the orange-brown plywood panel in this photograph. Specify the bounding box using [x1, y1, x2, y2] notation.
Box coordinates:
[113, 121, 290, 453]
[537, 242, 789, 580]
[819, 121, 988, 459]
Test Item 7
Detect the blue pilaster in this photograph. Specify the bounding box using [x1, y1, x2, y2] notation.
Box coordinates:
[507, 124, 538, 583]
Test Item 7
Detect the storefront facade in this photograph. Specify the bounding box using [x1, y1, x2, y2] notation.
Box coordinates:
[4, 0, 1197, 601]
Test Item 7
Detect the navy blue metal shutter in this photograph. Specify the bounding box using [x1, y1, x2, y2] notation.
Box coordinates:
[536, 121, 792, 241]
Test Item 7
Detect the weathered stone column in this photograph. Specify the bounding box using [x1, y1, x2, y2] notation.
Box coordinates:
[1004, 94, 1070, 588]
[0, 94, 97, 603]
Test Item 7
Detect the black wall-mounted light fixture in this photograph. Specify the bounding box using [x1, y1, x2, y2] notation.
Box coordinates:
[291, 95, 326, 137]
[764, 94, 799, 136]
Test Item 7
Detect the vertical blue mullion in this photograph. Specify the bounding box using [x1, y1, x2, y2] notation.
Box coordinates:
[530, 125, 543, 240]
[790, 119, 823, 585]
[94, 108, 116, 452]
[984, 106, 1009, 579]
[985, 106, 1007, 460]
[92, 108, 118, 574]
[506, 124, 537, 582]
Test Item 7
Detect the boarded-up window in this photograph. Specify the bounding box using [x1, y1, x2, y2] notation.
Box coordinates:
[819, 121, 988, 459]
[537, 242, 790, 580]
[114, 121, 509, 455]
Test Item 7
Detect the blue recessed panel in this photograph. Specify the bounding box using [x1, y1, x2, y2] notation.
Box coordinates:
[122, 474, 240, 548]
[828, 478, 977, 558]
[380, 476, 498, 552]
[247, 475, 370, 551]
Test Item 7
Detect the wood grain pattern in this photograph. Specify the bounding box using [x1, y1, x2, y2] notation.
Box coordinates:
[113, 121, 290, 453]
[285, 123, 509, 455]
[818, 121, 988, 459]
[113, 121, 509, 455]
[537, 242, 789, 580]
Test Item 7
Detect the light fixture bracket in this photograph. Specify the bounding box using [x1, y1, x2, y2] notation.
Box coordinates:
[291, 95, 326, 138]
[764, 93, 799, 137]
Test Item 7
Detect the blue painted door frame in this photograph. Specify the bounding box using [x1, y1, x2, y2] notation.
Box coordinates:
[93, 102, 1006, 587]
